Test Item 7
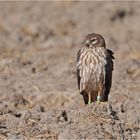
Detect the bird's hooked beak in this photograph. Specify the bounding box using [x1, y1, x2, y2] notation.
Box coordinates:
[85, 40, 90, 47]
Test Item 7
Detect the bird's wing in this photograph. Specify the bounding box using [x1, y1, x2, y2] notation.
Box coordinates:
[107, 49, 115, 70]
[76, 49, 81, 89]
[102, 49, 114, 101]
[107, 49, 115, 59]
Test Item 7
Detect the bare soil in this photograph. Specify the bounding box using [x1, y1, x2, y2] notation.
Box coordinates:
[0, 2, 139, 139]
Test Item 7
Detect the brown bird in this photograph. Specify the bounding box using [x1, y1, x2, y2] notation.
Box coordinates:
[76, 33, 114, 104]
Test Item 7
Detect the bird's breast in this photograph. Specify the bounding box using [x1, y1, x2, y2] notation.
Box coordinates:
[77, 47, 107, 91]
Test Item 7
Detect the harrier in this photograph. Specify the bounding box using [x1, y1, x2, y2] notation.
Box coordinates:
[76, 33, 114, 104]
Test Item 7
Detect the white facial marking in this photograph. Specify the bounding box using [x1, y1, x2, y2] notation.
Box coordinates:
[92, 40, 97, 44]
[91, 37, 97, 45]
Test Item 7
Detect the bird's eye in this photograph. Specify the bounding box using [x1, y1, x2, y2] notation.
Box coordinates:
[92, 39, 96, 41]
[91, 38, 97, 45]
[91, 38, 97, 42]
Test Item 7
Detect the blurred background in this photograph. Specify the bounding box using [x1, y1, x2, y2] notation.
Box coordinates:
[0, 1, 139, 139]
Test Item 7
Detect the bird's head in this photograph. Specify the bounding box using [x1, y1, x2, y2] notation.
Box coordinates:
[84, 33, 106, 48]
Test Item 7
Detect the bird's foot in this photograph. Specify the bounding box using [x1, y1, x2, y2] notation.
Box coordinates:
[88, 99, 91, 104]
[97, 95, 101, 102]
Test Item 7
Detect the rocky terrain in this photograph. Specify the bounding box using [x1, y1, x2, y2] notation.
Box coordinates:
[0, 1, 139, 139]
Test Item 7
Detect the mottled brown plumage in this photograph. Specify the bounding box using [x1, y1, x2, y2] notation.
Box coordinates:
[76, 33, 114, 104]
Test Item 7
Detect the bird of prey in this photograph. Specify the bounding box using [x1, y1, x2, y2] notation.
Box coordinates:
[76, 33, 114, 104]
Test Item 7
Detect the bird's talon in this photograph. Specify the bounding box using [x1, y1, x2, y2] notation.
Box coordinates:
[97, 100, 101, 104]
[97, 95, 101, 102]
[88, 100, 91, 104]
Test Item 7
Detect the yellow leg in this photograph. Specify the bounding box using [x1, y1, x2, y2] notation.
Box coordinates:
[97, 92, 101, 102]
[88, 93, 91, 104]
[97, 95, 101, 102]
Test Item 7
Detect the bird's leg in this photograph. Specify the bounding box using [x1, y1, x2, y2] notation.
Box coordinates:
[88, 92, 91, 104]
[97, 91, 101, 102]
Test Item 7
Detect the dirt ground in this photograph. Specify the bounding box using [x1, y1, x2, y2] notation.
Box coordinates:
[0, 1, 140, 139]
